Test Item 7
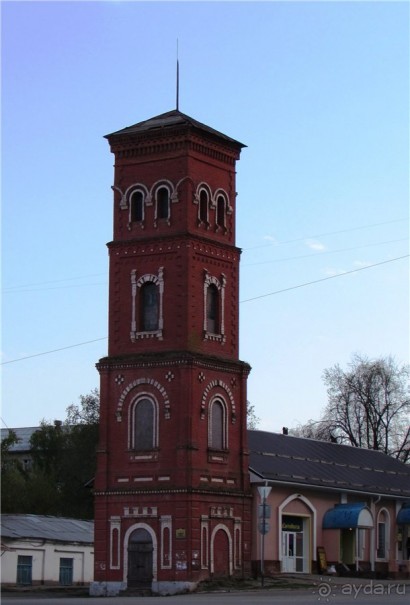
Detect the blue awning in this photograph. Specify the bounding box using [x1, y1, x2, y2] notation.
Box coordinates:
[323, 502, 373, 529]
[397, 503, 410, 525]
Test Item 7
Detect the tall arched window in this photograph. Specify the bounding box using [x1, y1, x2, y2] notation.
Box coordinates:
[216, 195, 225, 228]
[210, 398, 226, 450]
[130, 191, 144, 222]
[140, 282, 159, 331]
[133, 398, 156, 450]
[199, 190, 208, 223]
[377, 510, 388, 559]
[207, 284, 219, 334]
[157, 187, 170, 220]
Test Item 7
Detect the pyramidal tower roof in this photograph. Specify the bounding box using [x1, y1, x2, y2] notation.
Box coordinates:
[105, 109, 245, 149]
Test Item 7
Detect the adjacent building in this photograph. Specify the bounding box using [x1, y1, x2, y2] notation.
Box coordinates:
[249, 430, 410, 579]
[1, 515, 94, 587]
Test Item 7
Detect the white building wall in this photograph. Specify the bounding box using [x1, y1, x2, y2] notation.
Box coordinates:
[1, 539, 94, 586]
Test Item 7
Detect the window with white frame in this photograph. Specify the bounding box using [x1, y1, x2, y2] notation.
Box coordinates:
[130, 268, 164, 341]
[203, 271, 226, 343]
[216, 194, 226, 229]
[156, 186, 170, 221]
[199, 189, 209, 224]
[377, 510, 389, 559]
[130, 190, 144, 223]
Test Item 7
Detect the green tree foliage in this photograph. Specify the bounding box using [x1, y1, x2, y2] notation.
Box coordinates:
[291, 355, 410, 463]
[1, 390, 100, 518]
[247, 401, 260, 430]
[1, 430, 28, 512]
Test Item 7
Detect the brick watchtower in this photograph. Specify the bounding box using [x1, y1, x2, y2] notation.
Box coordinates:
[92, 110, 251, 596]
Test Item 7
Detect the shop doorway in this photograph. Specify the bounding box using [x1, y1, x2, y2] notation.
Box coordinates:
[281, 515, 309, 572]
[282, 531, 304, 572]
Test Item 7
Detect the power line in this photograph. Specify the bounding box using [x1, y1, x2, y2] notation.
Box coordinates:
[243, 217, 408, 251]
[3, 254, 407, 365]
[243, 237, 408, 267]
[3, 282, 107, 295]
[3, 273, 107, 293]
[240, 254, 409, 303]
[2, 219, 406, 293]
[1, 337, 108, 366]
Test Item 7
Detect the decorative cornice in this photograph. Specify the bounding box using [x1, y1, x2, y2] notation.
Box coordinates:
[94, 486, 252, 498]
[97, 351, 251, 375]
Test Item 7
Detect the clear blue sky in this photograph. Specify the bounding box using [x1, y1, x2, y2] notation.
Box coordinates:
[2, 1, 409, 431]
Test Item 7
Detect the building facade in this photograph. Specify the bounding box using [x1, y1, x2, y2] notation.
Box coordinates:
[1, 515, 94, 587]
[91, 110, 252, 596]
[249, 431, 410, 579]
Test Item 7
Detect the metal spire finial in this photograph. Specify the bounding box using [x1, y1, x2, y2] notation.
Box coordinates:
[176, 39, 180, 111]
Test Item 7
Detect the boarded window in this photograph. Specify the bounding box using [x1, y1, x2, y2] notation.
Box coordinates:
[211, 400, 224, 450]
[206, 284, 219, 333]
[134, 398, 154, 450]
[131, 191, 144, 222]
[140, 282, 159, 331]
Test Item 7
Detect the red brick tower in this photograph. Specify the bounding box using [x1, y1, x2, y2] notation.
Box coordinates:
[92, 110, 251, 596]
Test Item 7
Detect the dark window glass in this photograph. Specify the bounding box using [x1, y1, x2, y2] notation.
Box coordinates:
[141, 282, 159, 331]
[131, 191, 143, 222]
[134, 398, 154, 450]
[59, 558, 73, 586]
[216, 196, 225, 227]
[157, 188, 169, 219]
[211, 400, 224, 449]
[199, 190, 208, 222]
[207, 284, 219, 333]
[377, 521, 386, 558]
[17, 556, 32, 586]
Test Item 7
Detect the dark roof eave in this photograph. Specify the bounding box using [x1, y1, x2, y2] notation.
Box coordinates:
[104, 110, 246, 149]
[249, 469, 410, 500]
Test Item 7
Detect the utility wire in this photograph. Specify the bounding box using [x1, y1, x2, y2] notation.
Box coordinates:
[243, 217, 408, 251]
[3, 254, 408, 365]
[3, 218, 406, 292]
[1, 337, 108, 365]
[240, 254, 409, 303]
[243, 237, 408, 267]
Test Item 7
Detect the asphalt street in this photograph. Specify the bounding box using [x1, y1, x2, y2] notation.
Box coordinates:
[2, 583, 410, 605]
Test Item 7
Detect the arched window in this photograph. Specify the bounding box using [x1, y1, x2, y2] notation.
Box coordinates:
[216, 195, 225, 228]
[209, 398, 226, 450]
[199, 190, 208, 223]
[130, 268, 164, 341]
[206, 284, 219, 334]
[130, 191, 144, 222]
[377, 510, 389, 559]
[132, 397, 156, 450]
[140, 282, 159, 331]
[157, 187, 170, 220]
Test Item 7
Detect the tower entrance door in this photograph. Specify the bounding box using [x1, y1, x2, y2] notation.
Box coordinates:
[213, 528, 230, 577]
[127, 528, 153, 588]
